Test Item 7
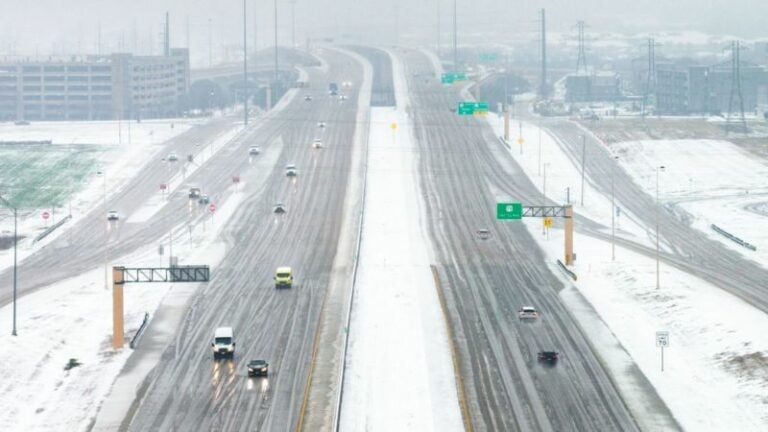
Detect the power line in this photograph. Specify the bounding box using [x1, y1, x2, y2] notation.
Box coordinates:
[575, 20, 587, 75]
[726, 40, 747, 134]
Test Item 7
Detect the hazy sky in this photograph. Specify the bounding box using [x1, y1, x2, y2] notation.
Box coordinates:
[1, 0, 766, 62]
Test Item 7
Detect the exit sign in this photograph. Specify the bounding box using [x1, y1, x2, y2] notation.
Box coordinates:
[496, 202, 522, 220]
[458, 101, 489, 116]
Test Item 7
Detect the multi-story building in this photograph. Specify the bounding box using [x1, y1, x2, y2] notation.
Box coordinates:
[0, 49, 189, 121]
[655, 62, 768, 115]
[565, 72, 621, 103]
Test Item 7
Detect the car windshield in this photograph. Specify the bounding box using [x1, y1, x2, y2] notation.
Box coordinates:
[214, 337, 231, 345]
[277, 273, 290, 278]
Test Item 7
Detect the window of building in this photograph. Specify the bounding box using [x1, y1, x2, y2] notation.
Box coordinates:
[91, 85, 112, 91]
[23, 75, 41, 82]
[44, 66, 65, 72]
[91, 66, 111, 72]
[23, 85, 42, 92]
[69, 95, 89, 101]
[22, 66, 41, 73]
[44, 86, 65, 92]
[68, 66, 88, 72]
[68, 85, 88, 91]
[23, 95, 42, 101]
[67, 76, 88, 82]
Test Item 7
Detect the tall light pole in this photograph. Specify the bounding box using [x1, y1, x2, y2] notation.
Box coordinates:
[580, 135, 586, 205]
[437, 0, 441, 58]
[542, 162, 550, 235]
[97, 171, 108, 290]
[274, 0, 279, 85]
[452, 0, 457, 69]
[290, 0, 296, 48]
[656, 165, 665, 289]
[0, 195, 17, 336]
[243, 0, 248, 126]
[611, 158, 616, 260]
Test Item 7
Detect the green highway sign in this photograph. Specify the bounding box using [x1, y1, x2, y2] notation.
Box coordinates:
[458, 101, 489, 116]
[479, 52, 499, 63]
[496, 202, 523, 220]
[441, 72, 467, 84]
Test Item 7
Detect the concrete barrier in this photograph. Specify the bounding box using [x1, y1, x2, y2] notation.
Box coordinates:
[557, 259, 578, 281]
[711, 224, 757, 251]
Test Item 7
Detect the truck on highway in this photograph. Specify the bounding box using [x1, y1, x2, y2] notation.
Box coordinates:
[211, 327, 236, 359]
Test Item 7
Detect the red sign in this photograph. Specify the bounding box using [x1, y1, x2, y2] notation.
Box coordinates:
[160, 183, 168, 190]
[42, 211, 50, 220]
[232, 175, 240, 184]
[208, 203, 217, 213]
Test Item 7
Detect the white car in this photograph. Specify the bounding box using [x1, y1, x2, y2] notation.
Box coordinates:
[339, 95, 348, 101]
[248, 146, 260, 155]
[304, 94, 312, 101]
[312, 138, 323, 149]
[342, 81, 353, 88]
[285, 164, 297, 177]
[107, 210, 120, 221]
[518, 306, 539, 320]
[167, 151, 179, 162]
[317, 121, 326, 128]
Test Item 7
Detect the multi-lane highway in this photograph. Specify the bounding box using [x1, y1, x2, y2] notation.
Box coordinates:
[125, 49, 362, 431]
[397, 48, 673, 431]
[542, 120, 768, 314]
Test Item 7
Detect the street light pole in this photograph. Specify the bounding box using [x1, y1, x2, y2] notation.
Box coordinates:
[542, 162, 550, 235]
[580, 135, 586, 205]
[243, 0, 248, 127]
[656, 165, 665, 289]
[0, 195, 17, 336]
[611, 156, 619, 261]
[452, 0, 457, 69]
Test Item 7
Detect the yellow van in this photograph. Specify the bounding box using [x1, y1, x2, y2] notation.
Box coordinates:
[274, 266, 293, 289]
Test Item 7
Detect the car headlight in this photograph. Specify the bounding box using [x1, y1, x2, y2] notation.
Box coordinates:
[228, 346, 234, 351]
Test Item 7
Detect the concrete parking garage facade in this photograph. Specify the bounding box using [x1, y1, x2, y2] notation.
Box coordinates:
[0, 48, 189, 121]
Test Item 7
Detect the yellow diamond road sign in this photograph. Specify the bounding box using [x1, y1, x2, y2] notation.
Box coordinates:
[517, 137, 525, 144]
[390, 122, 398, 130]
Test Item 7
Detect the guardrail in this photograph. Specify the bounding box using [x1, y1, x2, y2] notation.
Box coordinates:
[711, 224, 757, 251]
[498, 136, 510, 150]
[33, 214, 72, 243]
[129, 312, 150, 349]
[557, 259, 578, 281]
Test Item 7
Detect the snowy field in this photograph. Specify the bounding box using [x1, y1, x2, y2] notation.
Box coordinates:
[486, 115, 768, 429]
[611, 138, 768, 266]
[339, 52, 463, 431]
[0, 115, 242, 274]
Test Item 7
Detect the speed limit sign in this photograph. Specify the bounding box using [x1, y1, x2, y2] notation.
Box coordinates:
[208, 203, 216, 213]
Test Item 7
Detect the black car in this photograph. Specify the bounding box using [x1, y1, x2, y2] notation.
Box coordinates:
[198, 194, 210, 205]
[538, 351, 559, 363]
[248, 359, 269, 376]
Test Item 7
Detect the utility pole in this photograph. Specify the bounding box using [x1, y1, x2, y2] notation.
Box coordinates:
[580, 135, 586, 205]
[274, 0, 279, 85]
[642, 38, 656, 117]
[208, 18, 213, 67]
[540, 9, 547, 99]
[437, 0, 441, 58]
[453, 0, 457, 70]
[243, 0, 248, 126]
[186, 15, 190, 49]
[164, 12, 170, 57]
